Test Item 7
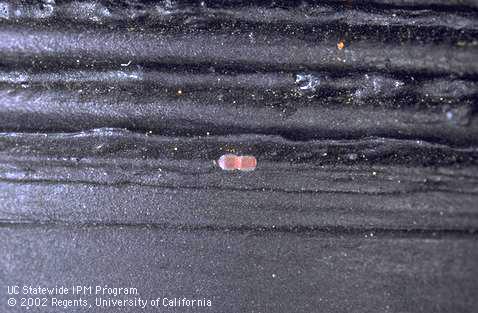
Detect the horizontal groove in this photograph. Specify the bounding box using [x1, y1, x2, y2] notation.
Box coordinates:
[0, 128, 477, 163]
[0, 220, 476, 238]
[202, 0, 478, 10]
[1, 1, 477, 25]
[0, 86, 476, 145]
[1, 180, 476, 231]
[1, 69, 477, 100]
[0, 25, 477, 76]
[0, 1, 477, 45]
[0, 173, 476, 196]
[330, 0, 478, 10]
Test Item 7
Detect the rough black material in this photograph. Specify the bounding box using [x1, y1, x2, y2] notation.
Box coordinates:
[2, 225, 478, 313]
[0, 1, 477, 312]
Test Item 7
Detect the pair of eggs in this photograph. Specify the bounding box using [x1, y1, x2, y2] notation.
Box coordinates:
[217, 154, 257, 171]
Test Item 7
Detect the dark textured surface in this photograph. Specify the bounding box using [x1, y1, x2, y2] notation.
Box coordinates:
[0, 129, 477, 231]
[0, 1, 477, 312]
[2, 225, 478, 313]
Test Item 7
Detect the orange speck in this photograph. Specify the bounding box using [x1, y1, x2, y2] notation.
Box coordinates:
[337, 41, 345, 50]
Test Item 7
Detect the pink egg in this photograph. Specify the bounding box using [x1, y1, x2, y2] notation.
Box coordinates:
[237, 155, 257, 171]
[217, 154, 257, 171]
[217, 154, 239, 171]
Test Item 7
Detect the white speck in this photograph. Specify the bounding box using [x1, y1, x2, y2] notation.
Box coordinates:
[272, 273, 276, 278]
[446, 111, 453, 120]
[295, 73, 321, 92]
[248, 32, 255, 43]
[394, 81, 404, 88]
[347, 153, 358, 160]
[121, 60, 132, 67]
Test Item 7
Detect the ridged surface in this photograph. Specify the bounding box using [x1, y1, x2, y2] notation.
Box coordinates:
[0, 1, 477, 312]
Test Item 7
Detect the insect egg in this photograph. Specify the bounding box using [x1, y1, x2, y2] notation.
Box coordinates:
[218, 154, 239, 171]
[217, 154, 257, 171]
[238, 155, 257, 171]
